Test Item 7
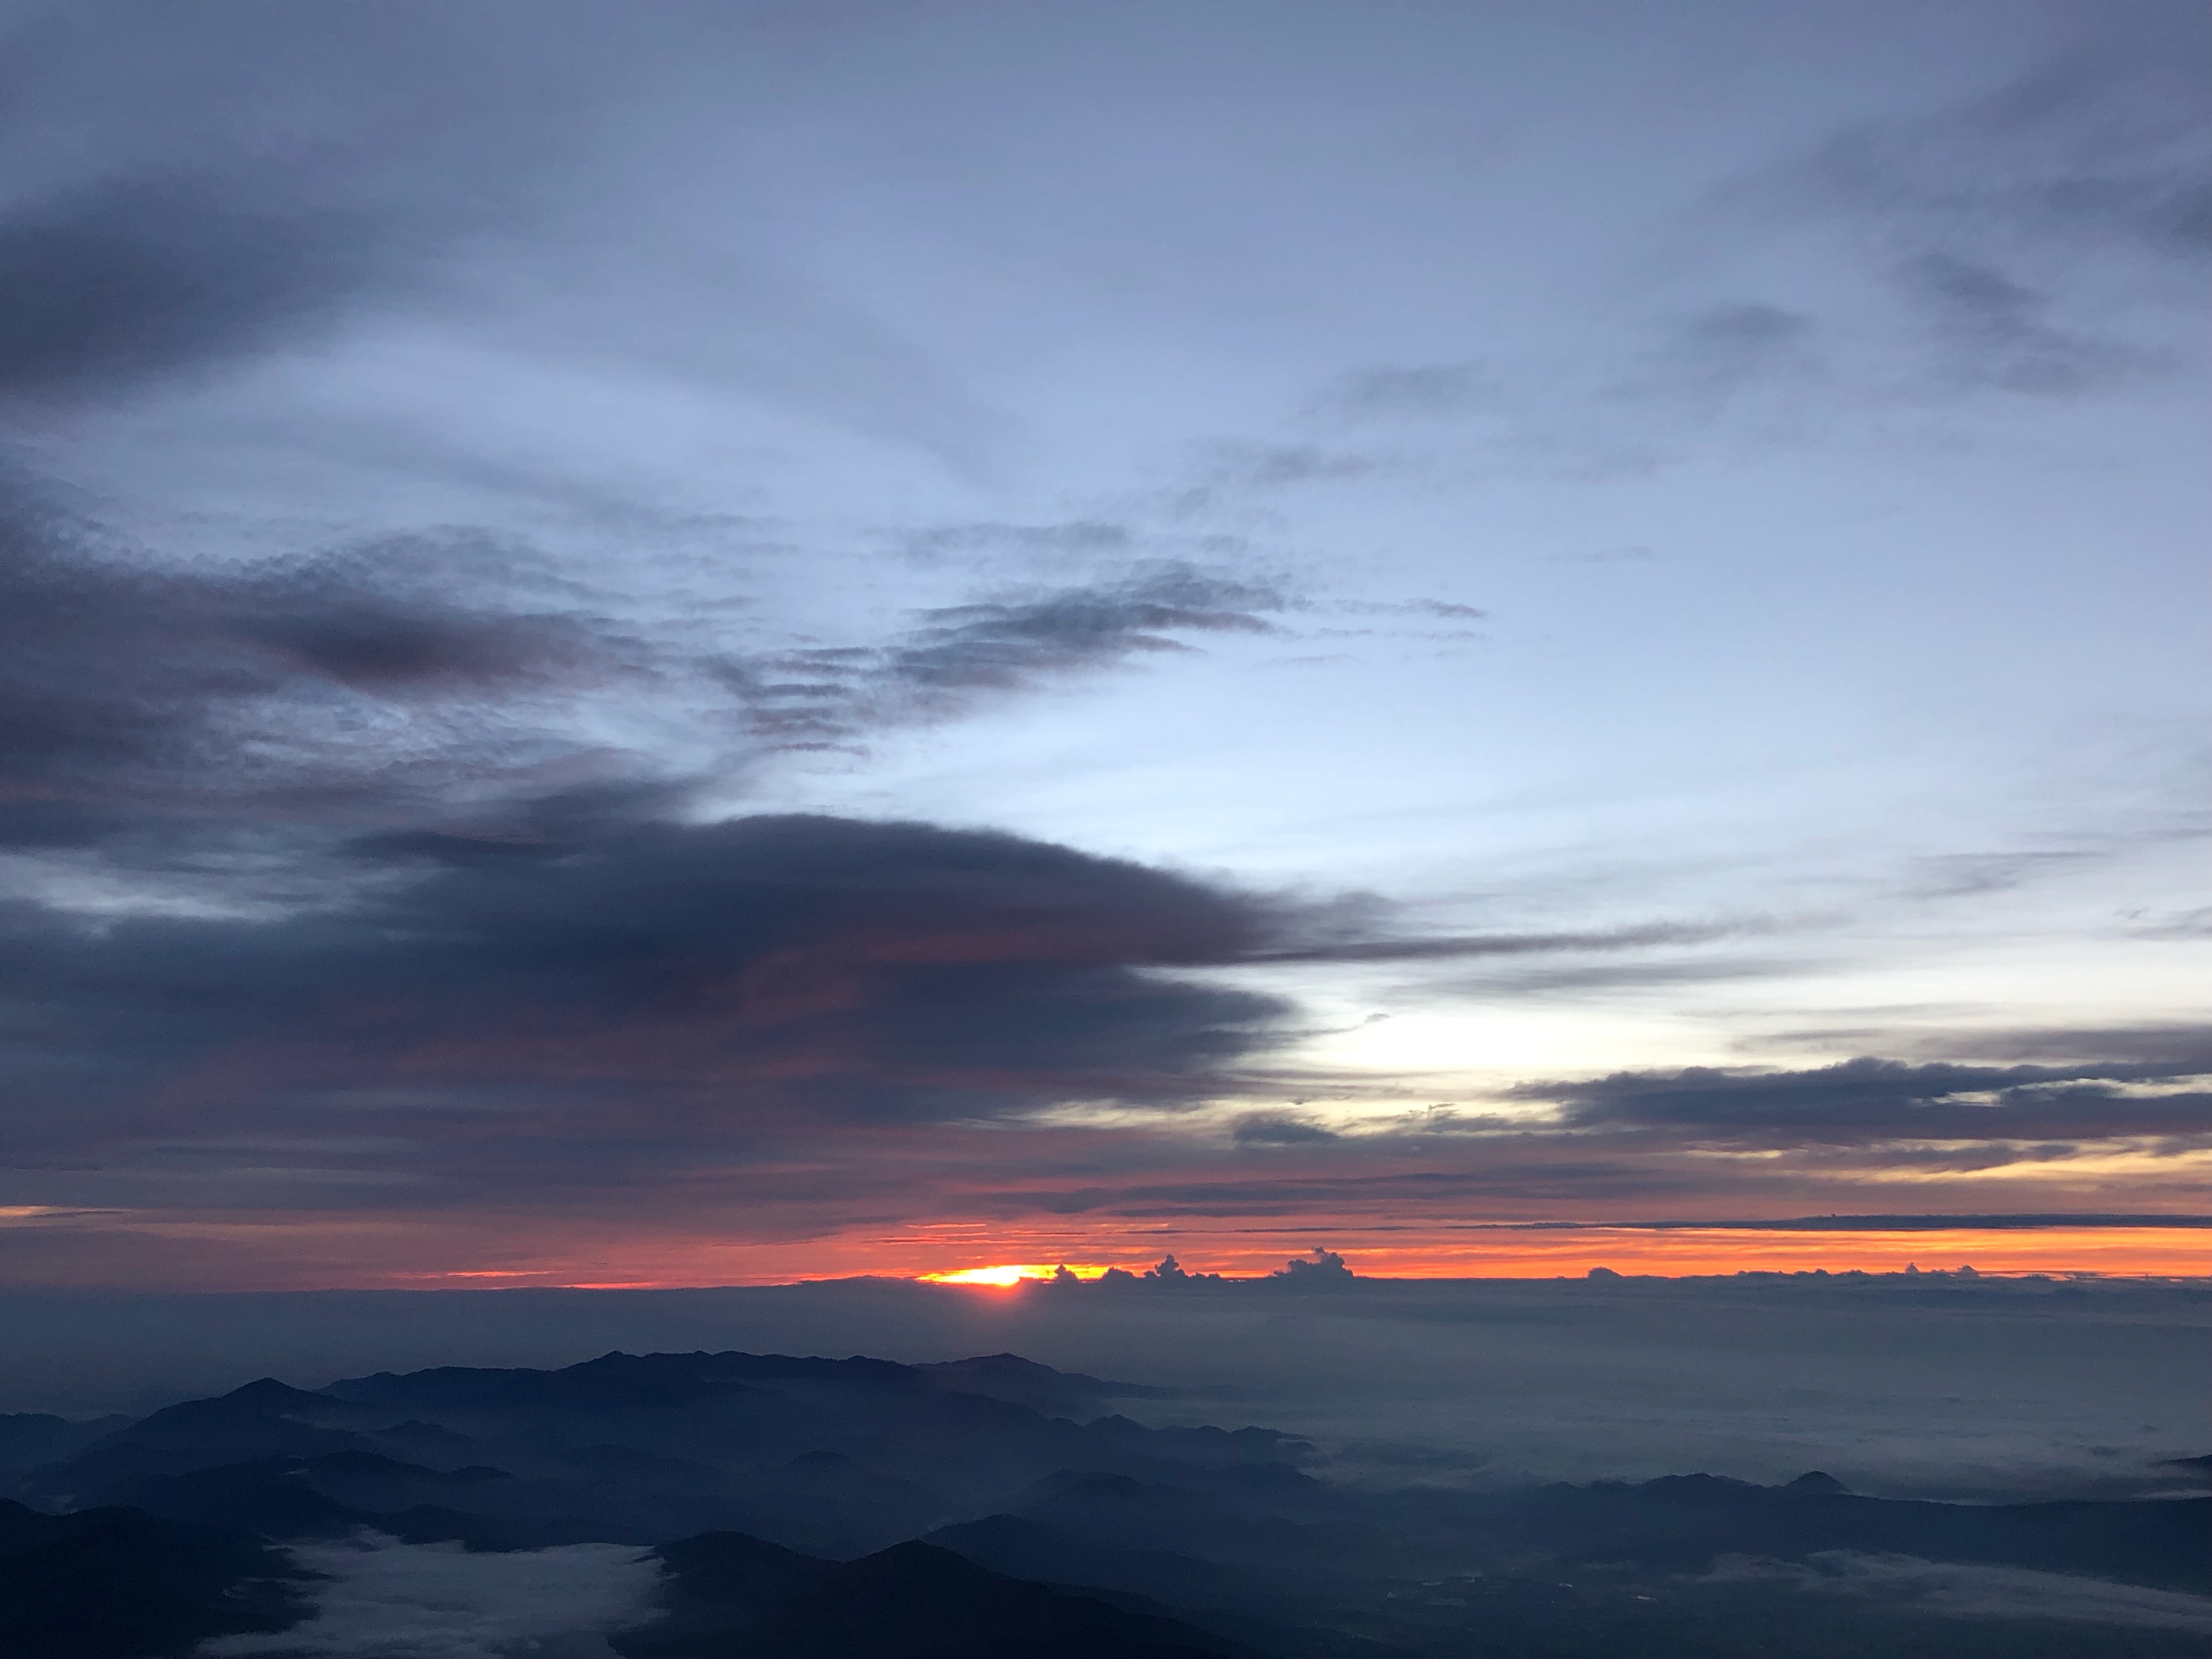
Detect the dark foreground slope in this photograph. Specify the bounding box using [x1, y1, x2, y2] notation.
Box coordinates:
[615, 1530, 1259, 1659]
[0, 1499, 313, 1659]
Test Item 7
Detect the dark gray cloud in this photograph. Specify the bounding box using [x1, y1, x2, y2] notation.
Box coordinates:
[1738, 30, 2209, 400]
[1312, 361, 1502, 420]
[1431, 955, 1812, 1001]
[1517, 1048, 2212, 1147]
[2128, 906, 2212, 941]
[1293, 30, 2212, 466]
[1251, 918, 1756, 967]
[0, 174, 380, 400]
[0, 791, 1792, 1179]
[717, 564, 1284, 749]
[1781, 33, 2212, 268]
[1899, 252, 2142, 395]
[0, 482, 634, 856]
[0, 2, 614, 410]
[1605, 1212, 2212, 1232]
[1188, 443, 1385, 493]
[1901, 849, 2100, 900]
[898, 520, 1141, 562]
[0, 471, 1293, 865]
[0, 815, 1294, 1161]
[1609, 302, 1824, 414]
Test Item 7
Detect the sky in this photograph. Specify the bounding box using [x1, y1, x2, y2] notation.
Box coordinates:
[0, 0, 2206, 1290]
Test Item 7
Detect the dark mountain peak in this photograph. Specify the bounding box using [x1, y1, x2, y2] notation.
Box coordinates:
[290, 1448, 433, 1477]
[922, 1511, 1261, 1613]
[51, 1390, 366, 1479]
[703, 1350, 919, 1387]
[834, 1537, 995, 1585]
[918, 1353, 1172, 1417]
[1204, 1462, 1323, 1493]
[220, 1379, 331, 1412]
[0, 1414, 98, 1473]
[571, 1350, 691, 1373]
[925, 1353, 1107, 1387]
[653, 1527, 823, 1586]
[537, 1352, 762, 1406]
[1031, 1469, 1155, 1500]
[938, 1352, 1042, 1373]
[1636, 1474, 1761, 1504]
[112, 1380, 335, 1442]
[323, 1364, 546, 1409]
[329, 1352, 765, 1414]
[1785, 1469, 1850, 1493]
[932, 1511, 1058, 1548]
[367, 1418, 477, 1448]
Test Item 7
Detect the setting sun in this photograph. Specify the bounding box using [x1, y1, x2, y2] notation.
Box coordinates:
[921, 1264, 1053, 1286]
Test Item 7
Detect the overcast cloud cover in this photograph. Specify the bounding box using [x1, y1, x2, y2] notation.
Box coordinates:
[0, 0, 2207, 1289]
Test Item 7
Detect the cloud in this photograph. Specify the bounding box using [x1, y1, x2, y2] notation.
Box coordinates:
[898, 520, 1139, 562]
[0, 471, 1293, 869]
[1899, 850, 2099, 900]
[1250, 918, 1755, 967]
[0, 3, 614, 413]
[2128, 905, 2212, 941]
[1602, 1211, 2212, 1232]
[1705, 1551, 2212, 1634]
[1897, 251, 2143, 394]
[0, 173, 380, 401]
[201, 1534, 662, 1658]
[1186, 442, 1385, 493]
[0, 793, 1770, 1168]
[1311, 361, 1501, 420]
[1611, 302, 1824, 411]
[1431, 955, 1812, 1001]
[0, 484, 639, 859]
[1, 815, 1301, 1172]
[1289, 31, 2212, 474]
[1516, 1048, 2212, 1147]
[1233, 1114, 1341, 1147]
[1777, 31, 2212, 270]
[1722, 29, 2209, 400]
[725, 563, 1284, 746]
[1755, 1023, 2212, 1069]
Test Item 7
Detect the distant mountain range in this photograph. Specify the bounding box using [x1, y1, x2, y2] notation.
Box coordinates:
[4, 1348, 2205, 1658]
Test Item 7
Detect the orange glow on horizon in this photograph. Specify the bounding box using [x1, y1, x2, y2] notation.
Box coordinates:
[20, 1209, 2202, 1292]
[610, 1226, 2207, 1289]
[459, 1226, 2212, 1291]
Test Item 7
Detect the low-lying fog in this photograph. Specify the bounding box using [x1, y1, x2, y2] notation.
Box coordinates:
[5, 1274, 2204, 1501]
